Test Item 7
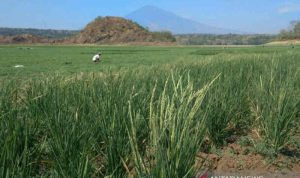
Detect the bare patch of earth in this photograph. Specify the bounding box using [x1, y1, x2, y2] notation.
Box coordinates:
[196, 143, 300, 178]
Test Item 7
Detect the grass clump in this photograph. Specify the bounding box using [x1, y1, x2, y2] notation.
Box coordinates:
[250, 59, 299, 154]
[127, 74, 219, 177]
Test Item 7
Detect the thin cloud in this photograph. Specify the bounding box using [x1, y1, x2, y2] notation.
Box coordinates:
[278, 3, 300, 14]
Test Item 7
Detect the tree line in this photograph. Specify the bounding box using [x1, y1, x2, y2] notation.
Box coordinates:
[175, 34, 275, 45]
[0, 27, 79, 39]
[1, 20, 299, 44]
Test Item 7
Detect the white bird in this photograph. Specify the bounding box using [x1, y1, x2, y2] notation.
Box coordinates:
[92, 53, 102, 63]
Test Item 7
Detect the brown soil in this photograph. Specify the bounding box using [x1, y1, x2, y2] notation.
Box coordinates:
[266, 40, 300, 45]
[196, 143, 300, 178]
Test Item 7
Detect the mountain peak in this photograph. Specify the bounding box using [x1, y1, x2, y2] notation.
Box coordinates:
[126, 6, 242, 34]
[137, 5, 166, 11]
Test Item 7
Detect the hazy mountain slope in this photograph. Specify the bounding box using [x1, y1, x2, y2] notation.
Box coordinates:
[126, 5, 242, 34]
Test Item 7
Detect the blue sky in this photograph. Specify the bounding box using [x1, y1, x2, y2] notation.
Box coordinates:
[0, 0, 299, 33]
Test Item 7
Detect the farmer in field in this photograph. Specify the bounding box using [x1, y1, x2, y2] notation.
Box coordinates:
[92, 52, 102, 63]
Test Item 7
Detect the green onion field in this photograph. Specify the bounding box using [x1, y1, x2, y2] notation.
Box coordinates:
[0, 45, 299, 177]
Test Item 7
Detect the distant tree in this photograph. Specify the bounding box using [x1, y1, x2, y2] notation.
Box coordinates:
[151, 31, 176, 42]
[278, 21, 300, 40]
[293, 22, 300, 34]
[95, 16, 103, 21]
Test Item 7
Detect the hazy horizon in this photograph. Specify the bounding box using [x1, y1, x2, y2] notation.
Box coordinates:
[0, 0, 300, 34]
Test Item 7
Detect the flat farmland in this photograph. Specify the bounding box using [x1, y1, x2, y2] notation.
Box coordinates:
[0, 45, 299, 177]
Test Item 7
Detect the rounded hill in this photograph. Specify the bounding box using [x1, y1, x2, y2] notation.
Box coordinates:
[67, 16, 175, 44]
